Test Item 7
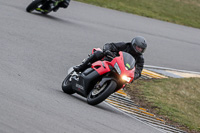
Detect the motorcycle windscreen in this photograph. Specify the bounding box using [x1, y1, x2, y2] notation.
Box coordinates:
[122, 52, 135, 70]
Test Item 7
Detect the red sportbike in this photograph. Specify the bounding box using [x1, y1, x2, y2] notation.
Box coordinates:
[62, 48, 135, 105]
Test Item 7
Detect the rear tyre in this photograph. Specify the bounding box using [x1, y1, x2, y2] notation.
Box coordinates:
[62, 74, 74, 94]
[87, 80, 117, 105]
[26, 0, 43, 13]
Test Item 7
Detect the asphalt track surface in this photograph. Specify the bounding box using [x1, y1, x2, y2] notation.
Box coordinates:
[1, 0, 200, 133]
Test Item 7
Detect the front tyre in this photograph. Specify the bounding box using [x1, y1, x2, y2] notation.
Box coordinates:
[62, 74, 74, 94]
[87, 80, 117, 105]
[26, 0, 43, 13]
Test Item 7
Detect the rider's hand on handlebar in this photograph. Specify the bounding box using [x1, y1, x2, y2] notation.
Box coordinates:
[104, 50, 115, 58]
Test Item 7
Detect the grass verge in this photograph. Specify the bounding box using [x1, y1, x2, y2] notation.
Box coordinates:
[75, 0, 200, 29]
[125, 78, 200, 133]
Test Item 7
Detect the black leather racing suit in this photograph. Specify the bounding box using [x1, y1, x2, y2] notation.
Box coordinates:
[103, 42, 144, 80]
[74, 42, 145, 80]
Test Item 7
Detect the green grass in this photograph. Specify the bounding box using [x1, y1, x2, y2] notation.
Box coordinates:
[126, 78, 200, 132]
[75, 0, 200, 29]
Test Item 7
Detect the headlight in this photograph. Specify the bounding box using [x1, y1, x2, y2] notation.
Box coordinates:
[114, 63, 121, 75]
[122, 75, 131, 82]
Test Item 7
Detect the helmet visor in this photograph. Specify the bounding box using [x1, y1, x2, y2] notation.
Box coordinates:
[135, 45, 145, 54]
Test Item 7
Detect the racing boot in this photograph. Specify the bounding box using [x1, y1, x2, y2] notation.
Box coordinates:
[73, 54, 96, 72]
[59, 0, 70, 8]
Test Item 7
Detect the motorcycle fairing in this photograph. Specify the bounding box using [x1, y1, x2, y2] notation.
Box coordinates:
[71, 50, 135, 97]
[91, 52, 135, 83]
[71, 68, 100, 97]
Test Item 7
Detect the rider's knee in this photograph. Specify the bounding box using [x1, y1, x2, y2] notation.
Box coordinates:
[94, 51, 104, 60]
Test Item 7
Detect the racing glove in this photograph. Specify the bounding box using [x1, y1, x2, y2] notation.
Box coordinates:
[103, 50, 115, 57]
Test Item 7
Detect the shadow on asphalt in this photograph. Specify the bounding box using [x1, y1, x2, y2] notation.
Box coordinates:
[56, 90, 123, 115]
[31, 12, 82, 26]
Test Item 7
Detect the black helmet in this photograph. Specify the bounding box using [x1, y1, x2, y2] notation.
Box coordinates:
[131, 36, 147, 54]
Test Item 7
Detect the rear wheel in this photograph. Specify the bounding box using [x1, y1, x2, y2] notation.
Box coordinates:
[62, 74, 74, 94]
[87, 80, 117, 105]
[26, 0, 43, 13]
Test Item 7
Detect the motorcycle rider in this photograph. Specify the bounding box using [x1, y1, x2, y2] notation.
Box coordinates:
[73, 36, 147, 80]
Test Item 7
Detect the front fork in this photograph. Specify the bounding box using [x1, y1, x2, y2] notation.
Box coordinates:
[98, 73, 126, 92]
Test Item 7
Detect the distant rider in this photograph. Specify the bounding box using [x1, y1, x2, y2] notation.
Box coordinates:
[73, 36, 148, 80]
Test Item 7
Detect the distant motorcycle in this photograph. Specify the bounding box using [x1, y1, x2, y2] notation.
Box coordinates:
[26, 0, 65, 14]
[62, 48, 136, 105]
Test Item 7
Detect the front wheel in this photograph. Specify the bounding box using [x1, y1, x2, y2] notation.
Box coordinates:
[87, 80, 117, 105]
[62, 74, 74, 94]
[26, 0, 43, 13]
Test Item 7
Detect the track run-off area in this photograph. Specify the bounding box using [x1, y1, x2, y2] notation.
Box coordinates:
[1, 0, 200, 133]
